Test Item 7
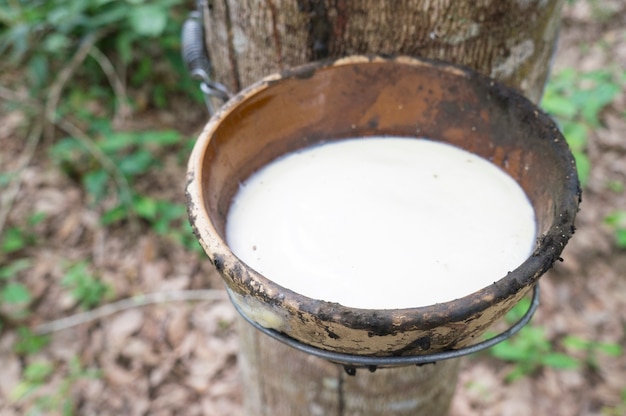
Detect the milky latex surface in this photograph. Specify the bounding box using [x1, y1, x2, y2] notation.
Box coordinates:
[226, 137, 536, 309]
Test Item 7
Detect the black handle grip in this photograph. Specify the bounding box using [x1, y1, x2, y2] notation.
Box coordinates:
[182, 11, 211, 81]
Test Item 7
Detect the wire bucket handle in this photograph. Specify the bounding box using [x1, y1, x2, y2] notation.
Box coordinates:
[231, 284, 541, 376]
[182, 0, 231, 115]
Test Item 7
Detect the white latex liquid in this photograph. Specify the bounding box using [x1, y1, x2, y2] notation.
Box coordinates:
[226, 137, 536, 309]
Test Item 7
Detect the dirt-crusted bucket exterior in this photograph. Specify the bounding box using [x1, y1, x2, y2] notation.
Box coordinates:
[186, 55, 581, 356]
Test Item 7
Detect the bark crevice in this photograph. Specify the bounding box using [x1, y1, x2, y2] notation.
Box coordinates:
[222, 0, 241, 91]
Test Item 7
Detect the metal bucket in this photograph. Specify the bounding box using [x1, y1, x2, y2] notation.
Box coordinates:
[186, 55, 580, 357]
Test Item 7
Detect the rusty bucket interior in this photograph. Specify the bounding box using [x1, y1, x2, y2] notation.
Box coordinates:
[186, 55, 581, 357]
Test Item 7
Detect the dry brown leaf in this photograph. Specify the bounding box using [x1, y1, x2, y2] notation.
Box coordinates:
[0, 352, 21, 400]
[148, 355, 177, 387]
[100, 356, 139, 386]
[48, 330, 83, 362]
[140, 260, 168, 289]
[192, 301, 237, 336]
[0, 110, 25, 140]
[166, 307, 189, 347]
[492, 377, 533, 416]
[174, 331, 200, 360]
[55, 209, 84, 243]
[120, 338, 160, 366]
[185, 356, 224, 393]
[160, 275, 190, 292]
[106, 309, 144, 351]
[151, 382, 193, 411]
[208, 366, 241, 397]
[202, 395, 243, 416]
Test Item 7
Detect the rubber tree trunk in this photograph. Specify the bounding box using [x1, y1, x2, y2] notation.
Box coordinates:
[203, 0, 563, 103]
[201, 1, 564, 415]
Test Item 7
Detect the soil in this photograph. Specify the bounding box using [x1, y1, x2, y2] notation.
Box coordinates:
[0, 2, 625, 415]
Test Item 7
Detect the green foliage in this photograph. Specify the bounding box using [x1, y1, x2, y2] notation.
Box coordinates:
[1, 226, 36, 253]
[1, 281, 32, 305]
[486, 298, 623, 382]
[48, 124, 202, 253]
[13, 327, 51, 355]
[118, 195, 201, 252]
[486, 299, 579, 382]
[606, 180, 624, 194]
[542, 68, 622, 187]
[0, 213, 45, 322]
[0, 212, 45, 256]
[490, 325, 580, 382]
[2, 0, 213, 256]
[0, 266, 33, 326]
[0, 171, 17, 186]
[0, 259, 32, 280]
[61, 261, 113, 309]
[11, 356, 101, 416]
[0, 0, 201, 105]
[0, 0, 216, 409]
[11, 360, 55, 402]
[563, 335, 623, 371]
[604, 211, 626, 248]
[50, 125, 180, 205]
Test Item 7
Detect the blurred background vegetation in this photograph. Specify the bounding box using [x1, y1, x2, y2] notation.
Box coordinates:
[0, 0, 205, 266]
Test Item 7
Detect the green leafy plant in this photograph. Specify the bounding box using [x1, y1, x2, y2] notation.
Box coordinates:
[50, 123, 181, 187]
[121, 195, 202, 252]
[11, 356, 101, 416]
[606, 180, 625, 194]
[1, 226, 36, 254]
[1, 213, 42, 251]
[1, 211, 45, 254]
[13, 327, 51, 355]
[489, 327, 580, 382]
[563, 335, 623, 371]
[0, 0, 201, 106]
[486, 298, 623, 382]
[3, 0, 205, 257]
[604, 210, 626, 248]
[61, 261, 113, 309]
[542, 68, 622, 187]
[11, 360, 55, 402]
[486, 298, 579, 382]
[0, 259, 32, 307]
[49, 125, 202, 252]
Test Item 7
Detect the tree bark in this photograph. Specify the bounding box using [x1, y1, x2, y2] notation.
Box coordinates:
[204, 0, 564, 103]
[237, 317, 460, 416]
[202, 1, 564, 415]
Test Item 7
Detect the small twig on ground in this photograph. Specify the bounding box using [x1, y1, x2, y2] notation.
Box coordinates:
[87, 46, 132, 125]
[0, 120, 43, 237]
[34, 289, 229, 335]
